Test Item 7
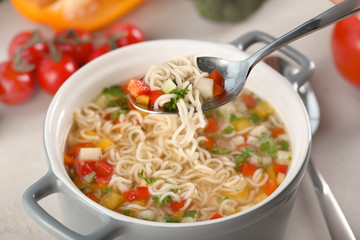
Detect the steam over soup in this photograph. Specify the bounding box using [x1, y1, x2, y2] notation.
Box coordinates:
[64, 56, 292, 222]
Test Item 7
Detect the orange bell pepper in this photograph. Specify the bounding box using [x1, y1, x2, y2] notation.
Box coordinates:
[10, 0, 145, 32]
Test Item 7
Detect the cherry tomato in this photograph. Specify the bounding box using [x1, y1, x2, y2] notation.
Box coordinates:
[55, 29, 92, 66]
[95, 159, 114, 177]
[331, 16, 360, 88]
[37, 53, 78, 95]
[87, 43, 111, 62]
[105, 23, 145, 47]
[8, 31, 48, 66]
[0, 61, 35, 105]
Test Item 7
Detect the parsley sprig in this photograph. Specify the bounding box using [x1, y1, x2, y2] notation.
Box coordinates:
[140, 170, 156, 185]
[165, 87, 189, 111]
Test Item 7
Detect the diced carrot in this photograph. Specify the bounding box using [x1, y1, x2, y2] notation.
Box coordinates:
[127, 79, 151, 98]
[67, 142, 94, 158]
[113, 119, 121, 132]
[210, 213, 223, 220]
[208, 69, 224, 87]
[265, 179, 278, 195]
[273, 162, 288, 174]
[64, 153, 75, 166]
[149, 90, 163, 106]
[170, 200, 187, 213]
[238, 162, 258, 177]
[242, 94, 257, 108]
[203, 136, 216, 149]
[204, 119, 219, 133]
[271, 128, 285, 138]
[213, 83, 225, 96]
[136, 187, 151, 201]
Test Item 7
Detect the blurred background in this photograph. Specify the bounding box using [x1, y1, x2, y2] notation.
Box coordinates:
[0, 0, 359, 239]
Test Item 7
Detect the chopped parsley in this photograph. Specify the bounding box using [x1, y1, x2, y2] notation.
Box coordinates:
[222, 125, 234, 134]
[101, 187, 113, 194]
[165, 87, 189, 111]
[152, 195, 173, 206]
[280, 140, 289, 151]
[259, 133, 277, 159]
[140, 170, 157, 185]
[164, 214, 180, 223]
[123, 209, 131, 216]
[218, 196, 230, 203]
[182, 210, 197, 218]
[170, 189, 179, 193]
[230, 114, 237, 122]
[234, 146, 257, 166]
[209, 145, 230, 155]
[110, 109, 128, 120]
[249, 113, 260, 124]
[103, 85, 126, 97]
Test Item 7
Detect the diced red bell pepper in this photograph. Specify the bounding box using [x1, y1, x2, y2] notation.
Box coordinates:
[209, 213, 223, 220]
[242, 94, 257, 108]
[265, 178, 278, 195]
[127, 79, 151, 98]
[94, 176, 111, 186]
[124, 189, 137, 202]
[208, 69, 224, 87]
[136, 186, 151, 201]
[213, 83, 225, 96]
[95, 159, 114, 177]
[238, 162, 258, 177]
[149, 90, 163, 107]
[74, 160, 96, 177]
[271, 128, 286, 138]
[204, 119, 219, 133]
[170, 200, 186, 213]
[85, 192, 99, 202]
[273, 162, 288, 174]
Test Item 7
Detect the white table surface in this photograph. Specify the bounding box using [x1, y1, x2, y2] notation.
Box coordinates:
[1, 0, 359, 239]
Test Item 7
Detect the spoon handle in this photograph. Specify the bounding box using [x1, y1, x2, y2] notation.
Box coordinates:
[248, 0, 360, 70]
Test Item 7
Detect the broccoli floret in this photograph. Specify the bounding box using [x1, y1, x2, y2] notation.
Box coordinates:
[193, 0, 267, 22]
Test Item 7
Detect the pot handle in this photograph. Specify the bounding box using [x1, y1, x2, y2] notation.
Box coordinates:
[230, 31, 315, 89]
[22, 170, 122, 240]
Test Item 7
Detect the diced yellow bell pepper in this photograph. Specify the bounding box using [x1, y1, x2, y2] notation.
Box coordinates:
[267, 166, 277, 181]
[233, 118, 252, 131]
[255, 193, 268, 203]
[136, 95, 150, 106]
[224, 186, 249, 199]
[95, 138, 114, 151]
[173, 211, 184, 220]
[100, 192, 125, 210]
[253, 102, 274, 119]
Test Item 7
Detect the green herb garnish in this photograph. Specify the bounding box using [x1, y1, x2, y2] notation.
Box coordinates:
[170, 189, 179, 193]
[209, 145, 230, 154]
[110, 109, 128, 120]
[152, 195, 173, 206]
[183, 210, 197, 218]
[280, 140, 289, 151]
[230, 114, 237, 122]
[165, 87, 189, 111]
[222, 125, 234, 134]
[259, 133, 277, 159]
[123, 209, 131, 216]
[103, 85, 126, 97]
[101, 187, 113, 194]
[234, 146, 257, 166]
[107, 100, 120, 107]
[249, 113, 260, 124]
[164, 214, 180, 223]
[218, 196, 230, 203]
[140, 170, 157, 185]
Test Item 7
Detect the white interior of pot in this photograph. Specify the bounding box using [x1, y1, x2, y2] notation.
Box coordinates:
[44, 39, 311, 226]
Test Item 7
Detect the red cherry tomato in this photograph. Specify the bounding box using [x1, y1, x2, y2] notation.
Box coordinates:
[37, 53, 78, 95]
[105, 23, 145, 48]
[95, 159, 114, 177]
[87, 43, 111, 62]
[74, 160, 95, 177]
[136, 187, 151, 201]
[123, 189, 137, 202]
[170, 200, 186, 213]
[55, 29, 92, 66]
[8, 31, 48, 66]
[0, 61, 35, 105]
[331, 16, 360, 88]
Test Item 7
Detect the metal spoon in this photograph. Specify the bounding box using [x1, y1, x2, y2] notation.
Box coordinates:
[129, 0, 360, 113]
